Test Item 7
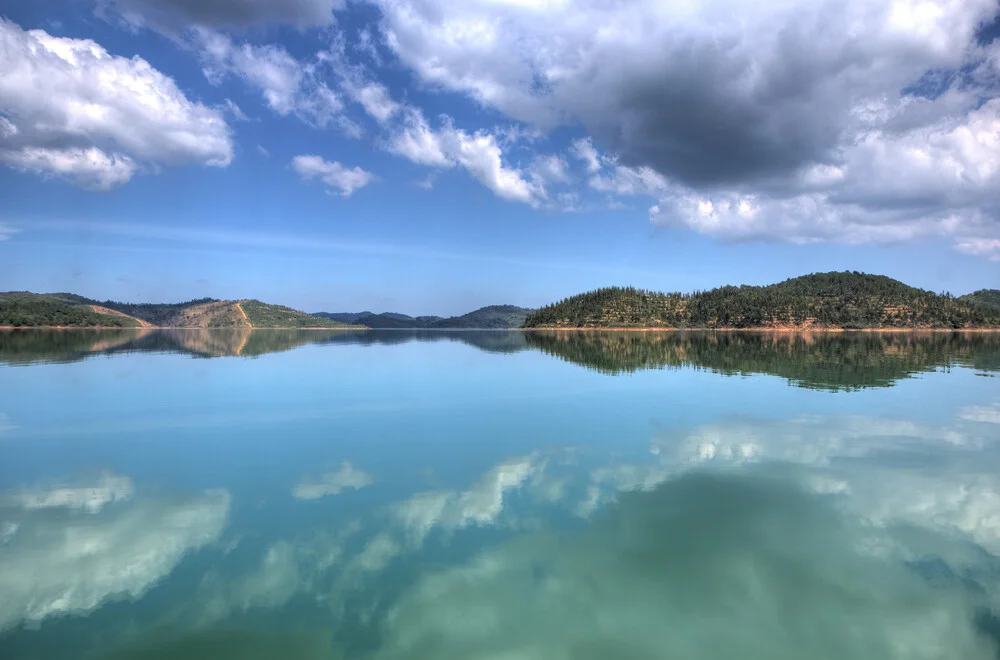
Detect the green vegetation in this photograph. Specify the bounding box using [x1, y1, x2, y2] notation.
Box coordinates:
[0, 292, 142, 328]
[433, 305, 533, 328]
[98, 298, 218, 326]
[314, 305, 532, 328]
[960, 289, 1000, 314]
[524, 330, 1000, 390]
[524, 272, 1000, 329]
[1, 293, 359, 329]
[240, 299, 358, 328]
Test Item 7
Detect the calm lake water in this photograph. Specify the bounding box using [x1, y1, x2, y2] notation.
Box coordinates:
[2, 329, 1000, 659]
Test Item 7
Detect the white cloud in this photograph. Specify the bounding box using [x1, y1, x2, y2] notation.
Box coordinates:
[196, 31, 357, 134]
[2, 147, 137, 191]
[413, 172, 437, 190]
[0, 19, 232, 189]
[0, 488, 230, 631]
[344, 81, 400, 123]
[371, 0, 1000, 255]
[954, 238, 1000, 262]
[100, 0, 345, 32]
[570, 137, 601, 174]
[292, 461, 374, 499]
[0, 412, 12, 431]
[386, 108, 451, 167]
[530, 154, 570, 186]
[386, 108, 545, 205]
[292, 155, 377, 197]
[222, 98, 248, 121]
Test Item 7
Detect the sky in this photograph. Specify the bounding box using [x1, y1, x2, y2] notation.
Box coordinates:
[0, 0, 999, 316]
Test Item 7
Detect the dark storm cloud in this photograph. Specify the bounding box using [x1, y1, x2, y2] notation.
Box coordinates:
[101, 0, 343, 32]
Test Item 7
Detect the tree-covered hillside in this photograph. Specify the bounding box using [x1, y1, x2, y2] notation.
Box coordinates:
[524, 272, 1000, 329]
[97, 298, 219, 326]
[240, 300, 357, 328]
[960, 289, 1000, 313]
[0, 293, 142, 328]
[431, 305, 533, 328]
[314, 305, 532, 328]
[2, 293, 358, 328]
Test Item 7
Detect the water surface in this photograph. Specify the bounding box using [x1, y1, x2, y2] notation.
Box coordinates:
[2, 329, 1000, 659]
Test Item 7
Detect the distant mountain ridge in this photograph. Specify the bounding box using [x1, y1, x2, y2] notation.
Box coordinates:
[0, 292, 360, 329]
[314, 305, 533, 329]
[524, 272, 1000, 329]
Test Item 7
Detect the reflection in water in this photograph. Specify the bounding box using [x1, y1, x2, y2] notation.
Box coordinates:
[526, 330, 1000, 389]
[0, 484, 230, 632]
[3, 329, 1000, 658]
[3, 328, 999, 391]
[96, 627, 338, 660]
[373, 473, 997, 660]
[0, 328, 357, 363]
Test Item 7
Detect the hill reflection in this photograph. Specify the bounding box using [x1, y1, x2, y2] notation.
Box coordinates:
[1, 328, 997, 390]
[525, 330, 1000, 390]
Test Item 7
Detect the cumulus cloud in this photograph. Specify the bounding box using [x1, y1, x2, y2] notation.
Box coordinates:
[0, 19, 232, 189]
[0, 488, 230, 631]
[371, 0, 1000, 254]
[530, 154, 570, 186]
[292, 461, 374, 499]
[570, 137, 601, 174]
[99, 0, 344, 33]
[386, 109, 545, 206]
[196, 30, 359, 135]
[292, 155, 377, 197]
[343, 81, 400, 124]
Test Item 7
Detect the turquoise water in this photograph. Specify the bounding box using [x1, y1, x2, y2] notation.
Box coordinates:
[2, 329, 1000, 659]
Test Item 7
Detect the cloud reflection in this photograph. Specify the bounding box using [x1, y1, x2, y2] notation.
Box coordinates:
[0, 481, 230, 631]
[293, 462, 373, 500]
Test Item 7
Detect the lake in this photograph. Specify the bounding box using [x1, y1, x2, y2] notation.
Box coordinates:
[2, 329, 1000, 659]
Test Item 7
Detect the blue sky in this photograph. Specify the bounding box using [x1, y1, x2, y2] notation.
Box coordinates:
[1, 0, 998, 315]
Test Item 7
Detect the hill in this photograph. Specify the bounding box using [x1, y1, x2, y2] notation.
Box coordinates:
[0, 293, 145, 328]
[524, 272, 1000, 329]
[314, 305, 532, 329]
[960, 289, 1000, 313]
[1, 293, 360, 329]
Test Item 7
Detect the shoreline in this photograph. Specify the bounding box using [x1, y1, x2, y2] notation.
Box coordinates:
[0, 325, 366, 331]
[2, 325, 1000, 332]
[519, 327, 1000, 333]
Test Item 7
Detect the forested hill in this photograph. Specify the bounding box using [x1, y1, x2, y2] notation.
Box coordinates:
[523, 272, 1000, 329]
[314, 305, 532, 329]
[960, 289, 1000, 313]
[0, 292, 360, 329]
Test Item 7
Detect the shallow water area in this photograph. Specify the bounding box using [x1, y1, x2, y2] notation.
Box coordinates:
[2, 329, 1000, 659]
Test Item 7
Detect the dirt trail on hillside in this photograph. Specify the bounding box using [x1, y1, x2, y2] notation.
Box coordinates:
[234, 301, 252, 328]
[89, 305, 154, 328]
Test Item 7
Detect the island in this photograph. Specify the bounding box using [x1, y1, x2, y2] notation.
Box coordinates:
[524, 272, 1000, 330]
